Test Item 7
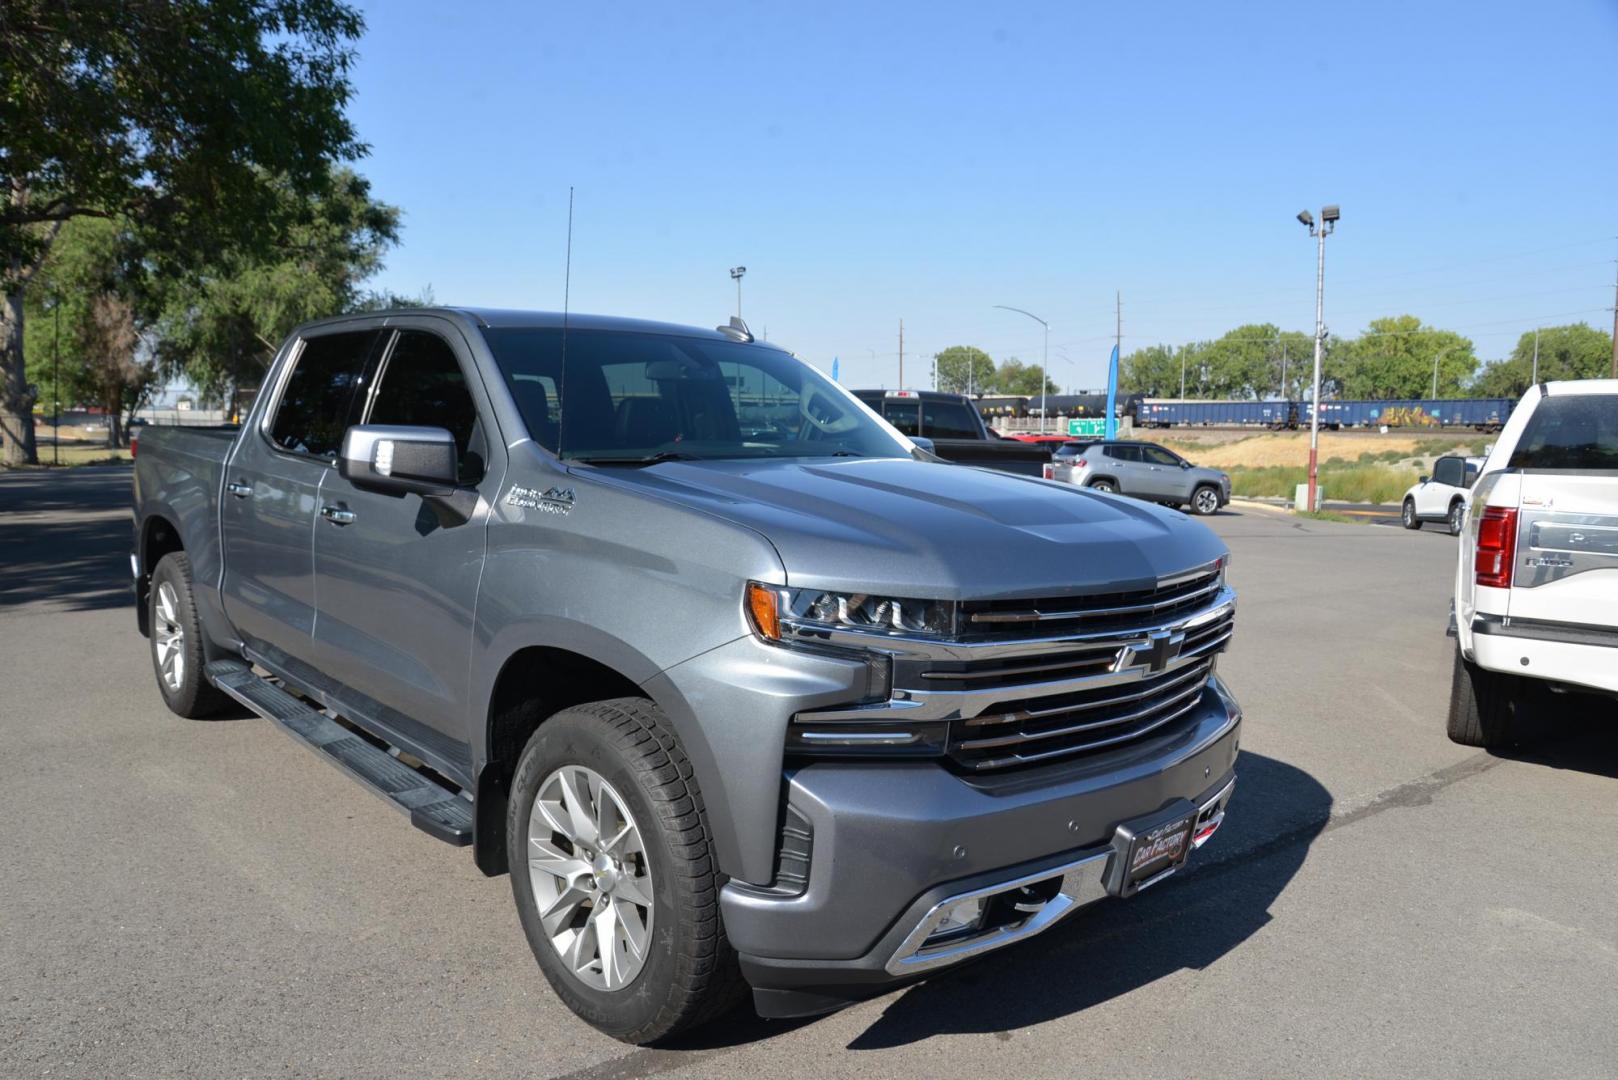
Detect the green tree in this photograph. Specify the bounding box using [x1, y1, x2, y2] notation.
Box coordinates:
[1472, 323, 1614, 398]
[23, 216, 155, 447]
[933, 345, 996, 395]
[1120, 344, 1181, 396]
[152, 168, 401, 404]
[991, 357, 1058, 397]
[2, 0, 368, 464]
[1329, 316, 1476, 398]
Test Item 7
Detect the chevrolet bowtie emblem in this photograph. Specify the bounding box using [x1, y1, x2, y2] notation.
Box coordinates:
[1113, 630, 1186, 675]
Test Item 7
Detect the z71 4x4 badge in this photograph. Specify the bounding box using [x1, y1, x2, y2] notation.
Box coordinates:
[504, 485, 575, 515]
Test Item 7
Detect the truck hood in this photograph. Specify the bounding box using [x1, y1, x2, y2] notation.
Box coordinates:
[579, 457, 1227, 600]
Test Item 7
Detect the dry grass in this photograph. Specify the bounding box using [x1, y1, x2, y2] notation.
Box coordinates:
[1158, 430, 1481, 469]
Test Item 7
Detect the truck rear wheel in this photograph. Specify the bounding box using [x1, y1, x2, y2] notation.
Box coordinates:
[149, 552, 230, 719]
[507, 698, 745, 1044]
[1446, 645, 1540, 748]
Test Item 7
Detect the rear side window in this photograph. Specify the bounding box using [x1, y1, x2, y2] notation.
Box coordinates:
[269, 331, 381, 457]
[1107, 444, 1139, 462]
[1508, 395, 1618, 471]
[367, 330, 486, 483]
[920, 401, 980, 439]
[883, 401, 920, 436]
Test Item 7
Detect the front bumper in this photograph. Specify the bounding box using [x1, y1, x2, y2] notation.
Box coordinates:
[723, 677, 1242, 1016]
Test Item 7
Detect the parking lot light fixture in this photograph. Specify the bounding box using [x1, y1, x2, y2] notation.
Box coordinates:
[1297, 205, 1338, 512]
[729, 266, 746, 319]
[993, 305, 1051, 434]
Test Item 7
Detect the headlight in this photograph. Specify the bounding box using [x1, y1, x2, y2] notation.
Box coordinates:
[747, 583, 955, 641]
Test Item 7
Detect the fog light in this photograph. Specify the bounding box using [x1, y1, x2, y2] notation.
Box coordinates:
[927, 896, 985, 941]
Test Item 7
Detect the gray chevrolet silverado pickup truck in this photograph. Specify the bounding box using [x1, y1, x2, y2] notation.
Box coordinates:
[132, 308, 1241, 1043]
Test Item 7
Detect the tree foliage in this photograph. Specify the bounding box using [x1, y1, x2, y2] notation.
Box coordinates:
[2, 0, 368, 463]
[23, 216, 155, 446]
[933, 345, 995, 394]
[152, 168, 401, 403]
[991, 357, 1058, 397]
[1327, 315, 1476, 398]
[1471, 323, 1613, 398]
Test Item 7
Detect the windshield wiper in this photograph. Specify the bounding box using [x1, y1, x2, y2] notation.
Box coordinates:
[574, 451, 701, 466]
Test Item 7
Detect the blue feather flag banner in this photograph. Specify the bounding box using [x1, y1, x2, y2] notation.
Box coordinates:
[831, 357, 840, 383]
[1105, 345, 1120, 440]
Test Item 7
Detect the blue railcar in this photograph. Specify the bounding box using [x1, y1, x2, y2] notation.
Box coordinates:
[1139, 399, 1295, 428]
[1301, 398, 1514, 431]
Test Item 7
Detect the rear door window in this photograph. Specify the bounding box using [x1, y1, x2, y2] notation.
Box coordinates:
[1140, 445, 1180, 466]
[1107, 444, 1140, 462]
[920, 401, 981, 439]
[268, 330, 383, 458]
[1508, 395, 1618, 471]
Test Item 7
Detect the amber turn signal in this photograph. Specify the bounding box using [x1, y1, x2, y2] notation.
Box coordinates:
[746, 582, 781, 641]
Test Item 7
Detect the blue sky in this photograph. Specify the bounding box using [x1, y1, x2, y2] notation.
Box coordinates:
[347, 0, 1618, 390]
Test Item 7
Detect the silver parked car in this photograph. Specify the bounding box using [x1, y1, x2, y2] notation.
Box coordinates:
[1049, 440, 1231, 515]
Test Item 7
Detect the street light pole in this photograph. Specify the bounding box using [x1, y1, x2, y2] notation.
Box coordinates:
[1297, 205, 1338, 512]
[729, 266, 746, 319]
[992, 305, 1050, 434]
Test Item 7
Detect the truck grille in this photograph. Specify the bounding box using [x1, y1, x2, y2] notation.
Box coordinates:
[957, 565, 1224, 640]
[899, 573, 1234, 773]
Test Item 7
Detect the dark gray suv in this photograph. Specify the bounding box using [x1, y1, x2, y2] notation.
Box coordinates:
[1050, 440, 1231, 515]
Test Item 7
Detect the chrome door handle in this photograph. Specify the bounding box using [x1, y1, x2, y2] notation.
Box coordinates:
[226, 481, 252, 498]
[320, 504, 357, 526]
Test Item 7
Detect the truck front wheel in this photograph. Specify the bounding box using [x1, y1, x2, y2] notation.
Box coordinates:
[148, 552, 230, 719]
[507, 698, 745, 1043]
[1446, 645, 1540, 748]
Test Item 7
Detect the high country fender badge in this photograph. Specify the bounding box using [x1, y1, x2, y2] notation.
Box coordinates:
[504, 485, 575, 515]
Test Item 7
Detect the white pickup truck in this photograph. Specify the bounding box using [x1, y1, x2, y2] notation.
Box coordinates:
[1449, 379, 1618, 746]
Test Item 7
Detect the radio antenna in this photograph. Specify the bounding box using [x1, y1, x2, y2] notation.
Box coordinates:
[557, 185, 574, 458]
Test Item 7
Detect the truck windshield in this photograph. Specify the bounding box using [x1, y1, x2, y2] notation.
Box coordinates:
[1507, 394, 1618, 471]
[482, 327, 910, 462]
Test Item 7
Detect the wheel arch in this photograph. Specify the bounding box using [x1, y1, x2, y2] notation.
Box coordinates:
[136, 511, 186, 638]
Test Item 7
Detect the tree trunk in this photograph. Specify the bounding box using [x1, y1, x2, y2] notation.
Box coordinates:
[0, 284, 39, 466]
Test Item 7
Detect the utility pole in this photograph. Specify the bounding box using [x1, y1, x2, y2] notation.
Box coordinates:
[1610, 258, 1617, 378]
[1532, 327, 1540, 383]
[1280, 342, 1288, 400]
[1115, 291, 1122, 370]
[52, 295, 60, 466]
[898, 319, 904, 389]
[1180, 346, 1186, 399]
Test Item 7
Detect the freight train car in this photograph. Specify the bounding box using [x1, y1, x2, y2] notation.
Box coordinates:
[1139, 399, 1297, 429]
[1302, 397, 1513, 431]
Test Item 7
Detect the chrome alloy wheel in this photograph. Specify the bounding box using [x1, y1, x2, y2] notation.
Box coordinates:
[1194, 487, 1220, 515]
[153, 581, 186, 691]
[528, 764, 654, 991]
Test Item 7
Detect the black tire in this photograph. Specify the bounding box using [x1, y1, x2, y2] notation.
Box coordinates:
[1401, 499, 1421, 530]
[1447, 500, 1465, 536]
[1089, 478, 1117, 494]
[507, 698, 745, 1044]
[1190, 485, 1221, 516]
[1446, 645, 1540, 748]
[148, 552, 230, 719]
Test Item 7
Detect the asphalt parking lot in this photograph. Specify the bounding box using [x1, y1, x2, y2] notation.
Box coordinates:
[3, 467, 1616, 1079]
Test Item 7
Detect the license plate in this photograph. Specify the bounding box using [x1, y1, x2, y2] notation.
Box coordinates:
[1104, 801, 1197, 898]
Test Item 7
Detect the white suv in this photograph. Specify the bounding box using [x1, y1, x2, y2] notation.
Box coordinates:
[1449, 379, 1618, 746]
[1401, 455, 1484, 535]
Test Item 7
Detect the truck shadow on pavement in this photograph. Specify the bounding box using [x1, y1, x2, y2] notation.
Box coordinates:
[1494, 705, 1618, 780]
[843, 750, 1331, 1050]
[0, 466, 134, 614]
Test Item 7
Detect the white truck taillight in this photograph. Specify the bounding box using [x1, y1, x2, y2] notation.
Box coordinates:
[1474, 506, 1517, 588]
